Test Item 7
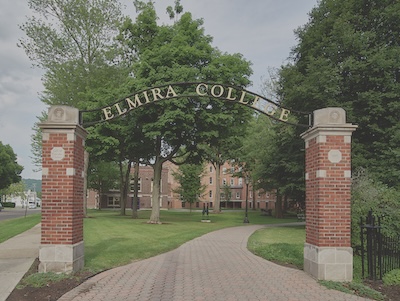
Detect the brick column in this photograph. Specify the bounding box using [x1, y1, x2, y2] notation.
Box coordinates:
[38, 106, 87, 273]
[301, 108, 357, 281]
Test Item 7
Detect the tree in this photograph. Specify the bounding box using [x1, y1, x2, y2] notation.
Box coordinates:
[173, 163, 205, 212]
[235, 112, 304, 218]
[0, 142, 23, 191]
[121, 2, 252, 223]
[19, 0, 127, 171]
[88, 160, 120, 208]
[0, 181, 27, 206]
[19, 0, 125, 106]
[278, 0, 400, 188]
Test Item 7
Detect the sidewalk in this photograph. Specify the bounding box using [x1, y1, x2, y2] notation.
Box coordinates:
[0, 223, 40, 301]
[59, 224, 372, 301]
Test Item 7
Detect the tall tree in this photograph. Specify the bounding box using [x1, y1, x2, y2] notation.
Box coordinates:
[0, 142, 23, 191]
[278, 0, 400, 187]
[121, 2, 252, 223]
[19, 0, 127, 170]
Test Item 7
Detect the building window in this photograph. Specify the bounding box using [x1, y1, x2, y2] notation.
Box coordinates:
[108, 196, 120, 207]
[230, 178, 234, 186]
[239, 178, 243, 185]
[209, 166, 213, 172]
[209, 177, 213, 184]
[130, 178, 141, 192]
[222, 178, 227, 185]
[236, 192, 240, 199]
[230, 167, 235, 174]
[222, 167, 227, 174]
[209, 190, 212, 198]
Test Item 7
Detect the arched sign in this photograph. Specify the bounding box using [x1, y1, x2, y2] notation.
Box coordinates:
[79, 82, 311, 127]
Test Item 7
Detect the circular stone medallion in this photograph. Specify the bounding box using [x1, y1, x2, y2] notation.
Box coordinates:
[51, 147, 65, 161]
[328, 149, 342, 163]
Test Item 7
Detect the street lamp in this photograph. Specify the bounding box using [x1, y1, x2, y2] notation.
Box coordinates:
[243, 177, 249, 223]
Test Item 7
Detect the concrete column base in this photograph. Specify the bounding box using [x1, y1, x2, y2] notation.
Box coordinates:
[39, 241, 84, 274]
[303, 243, 353, 281]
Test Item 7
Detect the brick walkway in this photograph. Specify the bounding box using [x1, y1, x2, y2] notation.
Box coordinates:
[59, 225, 371, 301]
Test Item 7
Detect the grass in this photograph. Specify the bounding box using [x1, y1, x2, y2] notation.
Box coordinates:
[83, 209, 297, 271]
[247, 225, 305, 269]
[0, 214, 41, 243]
[247, 225, 385, 300]
[319, 281, 384, 300]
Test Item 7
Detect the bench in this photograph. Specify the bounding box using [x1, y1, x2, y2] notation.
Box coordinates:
[261, 209, 272, 216]
[297, 213, 306, 221]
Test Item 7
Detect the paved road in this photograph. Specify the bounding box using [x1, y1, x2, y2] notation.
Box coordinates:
[59, 224, 371, 301]
[0, 208, 41, 221]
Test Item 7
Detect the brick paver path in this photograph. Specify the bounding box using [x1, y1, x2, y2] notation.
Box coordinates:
[59, 224, 371, 301]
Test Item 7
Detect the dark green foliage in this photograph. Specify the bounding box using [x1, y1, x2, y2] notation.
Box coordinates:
[278, 0, 400, 187]
[351, 168, 400, 247]
[173, 163, 205, 211]
[383, 269, 400, 286]
[0, 142, 23, 191]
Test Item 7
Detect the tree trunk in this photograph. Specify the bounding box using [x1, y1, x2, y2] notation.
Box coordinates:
[119, 161, 132, 216]
[148, 158, 163, 224]
[252, 184, 257, 210]
[213, 163, 221, 213]
[131, 161, 139, 219]
[283, 194, 289, 215]
[275, 188, 283, 218]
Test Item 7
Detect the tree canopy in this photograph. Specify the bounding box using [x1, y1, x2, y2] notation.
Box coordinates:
[278, 0, 400, 187]
[0, 142, 23, 191]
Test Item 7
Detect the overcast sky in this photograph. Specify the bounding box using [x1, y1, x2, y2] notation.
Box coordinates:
[0, 0, 318, 180]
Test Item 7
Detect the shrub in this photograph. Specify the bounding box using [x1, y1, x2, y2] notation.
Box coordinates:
[383, 269, 400, 286]
[2, 202, 16, 208]
[351, 168, 400, 248]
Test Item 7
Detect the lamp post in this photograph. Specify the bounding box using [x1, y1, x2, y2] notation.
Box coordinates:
[243, 177, 249, 223]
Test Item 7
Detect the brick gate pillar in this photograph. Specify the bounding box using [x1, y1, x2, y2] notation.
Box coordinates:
[38, 106, 87, 273]
[301, 108, 357, 281]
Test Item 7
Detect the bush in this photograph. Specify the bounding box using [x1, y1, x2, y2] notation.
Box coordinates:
[383, 269, 400, 286]
[2, 202, 16, 208]
[351, 168, 400, 248]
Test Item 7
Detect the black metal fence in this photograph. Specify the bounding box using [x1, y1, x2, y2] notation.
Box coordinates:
[360, 210, 400, 280]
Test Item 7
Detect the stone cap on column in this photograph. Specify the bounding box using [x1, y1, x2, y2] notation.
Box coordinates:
[47, 106, 79, 124]
[313, 107, 346, 126]
[39, 106, 87, 137]
[301, 107, 357, 140]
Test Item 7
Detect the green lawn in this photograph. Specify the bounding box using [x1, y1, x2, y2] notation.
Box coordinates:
[83, 209, 298, 271]
[247, 225, 305, 269]
[0, 214, 41, 243]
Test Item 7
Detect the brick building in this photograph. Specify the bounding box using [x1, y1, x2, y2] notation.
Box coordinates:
[87, 161, 275, 211]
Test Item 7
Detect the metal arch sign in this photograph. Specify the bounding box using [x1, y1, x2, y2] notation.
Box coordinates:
[79, 82, 311, 127]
